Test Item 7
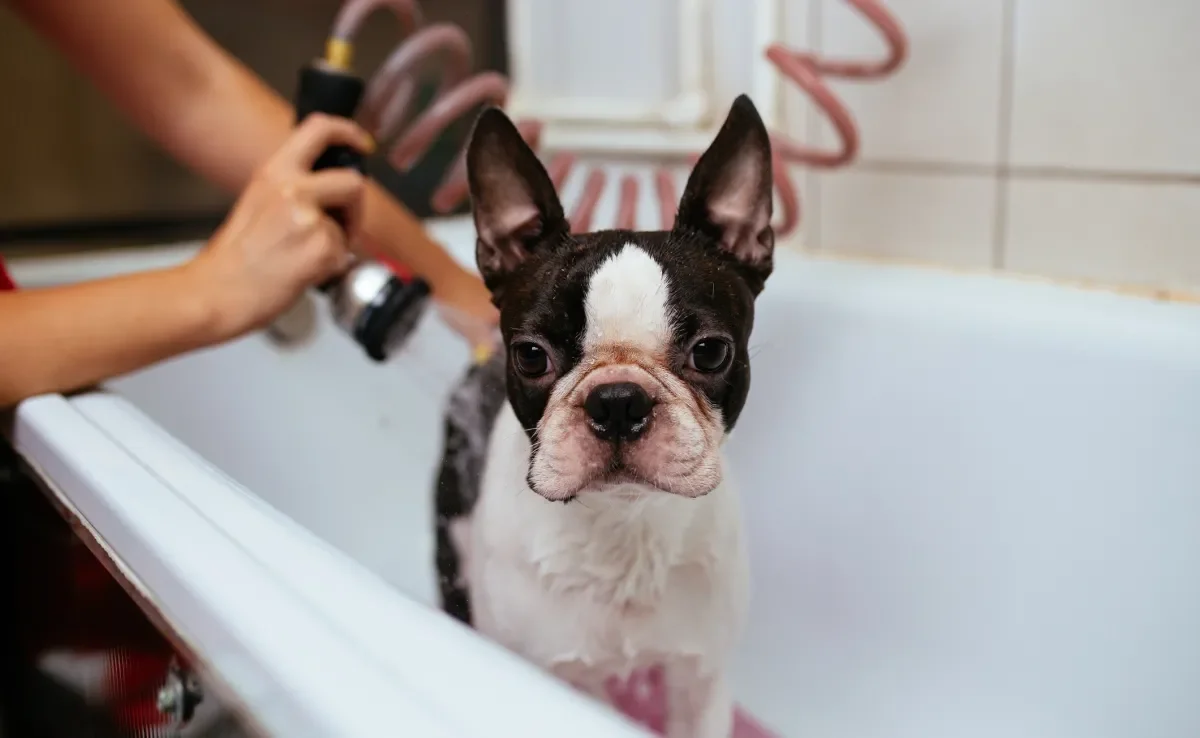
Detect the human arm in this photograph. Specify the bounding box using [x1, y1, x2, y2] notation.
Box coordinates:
[0, 265, 225, 408]
[0, 114, 371, 408]
[9, 0, 497, 332]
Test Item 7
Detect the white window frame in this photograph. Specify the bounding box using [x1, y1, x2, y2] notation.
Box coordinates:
[505, 0, 788, 157]
[505, 0, 711, 129]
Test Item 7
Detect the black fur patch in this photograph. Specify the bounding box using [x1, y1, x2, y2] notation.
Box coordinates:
[432, 350, 507, 626]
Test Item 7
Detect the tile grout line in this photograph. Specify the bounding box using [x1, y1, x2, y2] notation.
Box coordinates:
[847, 159, 1200, 185]
[992, 0, 1019, 269]
[806, 0, 824, 251]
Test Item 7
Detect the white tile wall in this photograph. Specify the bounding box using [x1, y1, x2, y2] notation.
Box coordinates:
[776, 0, 822, 252]
[508, 0, 1199, 288]
[772, 0, 1200, 289]
[818, 170, 997, 266]
[817, 0, 1007, 166]
[779, 0, 814, 141]
[1005, 178, 1200, 289]
[1008, 0, 1200, 175]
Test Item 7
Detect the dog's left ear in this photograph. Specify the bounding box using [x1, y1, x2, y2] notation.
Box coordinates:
[676, 94, 775, 291]
[466, 107, 569, 296]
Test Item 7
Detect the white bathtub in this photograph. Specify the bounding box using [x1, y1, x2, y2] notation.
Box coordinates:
[11, 218, 1200, 738]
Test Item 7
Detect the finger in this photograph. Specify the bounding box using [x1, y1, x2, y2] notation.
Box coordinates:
[296, 168, 367, 209]
[272, 113, 374, 172]
[308, 220, 354, 282]
[295, 170, 366, 250]
[339, 183, 366, 245]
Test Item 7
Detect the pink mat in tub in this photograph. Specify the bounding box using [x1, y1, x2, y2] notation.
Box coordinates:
[605, 666, 780, 737]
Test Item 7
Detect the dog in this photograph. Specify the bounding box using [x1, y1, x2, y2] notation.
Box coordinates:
[432, 94, 775, 738]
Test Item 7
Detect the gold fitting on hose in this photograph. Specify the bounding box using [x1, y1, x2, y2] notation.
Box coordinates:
[323, 37, 354, 70]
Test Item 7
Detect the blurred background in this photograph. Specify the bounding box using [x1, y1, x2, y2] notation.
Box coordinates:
[0, 0, 506, 253]
[0, 0, 1197, 291]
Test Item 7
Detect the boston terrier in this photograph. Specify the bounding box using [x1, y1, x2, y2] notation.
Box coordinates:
[432, 94, 775, 738]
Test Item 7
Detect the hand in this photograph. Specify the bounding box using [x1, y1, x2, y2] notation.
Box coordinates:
[185, 113, 374, 339]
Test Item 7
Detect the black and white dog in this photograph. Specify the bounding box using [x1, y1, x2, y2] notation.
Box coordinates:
[433, 95, 774, 738]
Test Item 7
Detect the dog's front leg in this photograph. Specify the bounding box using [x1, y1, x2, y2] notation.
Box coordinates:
[665, 667, 733, 738]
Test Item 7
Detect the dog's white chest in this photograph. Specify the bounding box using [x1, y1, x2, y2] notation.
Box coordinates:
[458, 405, 748, 690]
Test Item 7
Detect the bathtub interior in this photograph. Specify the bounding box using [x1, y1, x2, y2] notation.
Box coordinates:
[105, 221, 1200, 738]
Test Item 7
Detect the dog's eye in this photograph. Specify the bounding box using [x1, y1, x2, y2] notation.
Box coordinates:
[512, 342, 551, 377]
[689, 339, 731, 373]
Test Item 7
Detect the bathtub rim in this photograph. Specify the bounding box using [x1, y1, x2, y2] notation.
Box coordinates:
[6, 392, 651, 738]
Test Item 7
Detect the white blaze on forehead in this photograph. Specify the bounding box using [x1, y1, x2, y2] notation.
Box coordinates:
[583, 243, 673, 353]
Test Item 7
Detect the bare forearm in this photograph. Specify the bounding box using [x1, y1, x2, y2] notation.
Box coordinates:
[0, 266, 224, 407]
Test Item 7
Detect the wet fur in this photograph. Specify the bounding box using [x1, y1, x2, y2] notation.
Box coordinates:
[431, 96, 774, 738]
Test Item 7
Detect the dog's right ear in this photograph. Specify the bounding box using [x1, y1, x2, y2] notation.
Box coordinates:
[675, 95, 775, 293]
[466, 107, 568, 294]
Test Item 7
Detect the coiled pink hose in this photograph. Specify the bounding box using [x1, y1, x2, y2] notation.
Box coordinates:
[330, 0, 907, 237]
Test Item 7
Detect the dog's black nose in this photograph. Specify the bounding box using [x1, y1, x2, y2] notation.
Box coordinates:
[584, 382, 654, 442]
